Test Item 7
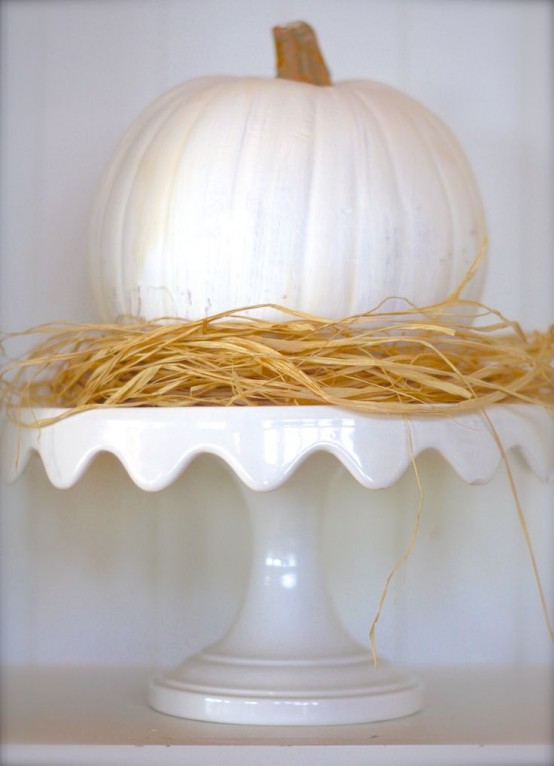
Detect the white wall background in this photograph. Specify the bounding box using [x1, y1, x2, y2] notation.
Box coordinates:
[1, 0, 553, 670]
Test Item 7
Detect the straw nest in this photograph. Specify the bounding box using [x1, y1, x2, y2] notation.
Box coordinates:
[1, 295, 552, 422]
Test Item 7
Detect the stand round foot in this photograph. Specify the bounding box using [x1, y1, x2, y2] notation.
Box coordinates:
[148, 652, 424, 725]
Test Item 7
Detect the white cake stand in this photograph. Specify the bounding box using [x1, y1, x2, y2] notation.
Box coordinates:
[3, 404, 553, 726]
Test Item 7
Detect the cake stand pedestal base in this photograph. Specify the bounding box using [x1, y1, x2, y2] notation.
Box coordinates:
[148, 459, 423, 725]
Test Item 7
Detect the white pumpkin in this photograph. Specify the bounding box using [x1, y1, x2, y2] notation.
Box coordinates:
[89, 23, 486, 322]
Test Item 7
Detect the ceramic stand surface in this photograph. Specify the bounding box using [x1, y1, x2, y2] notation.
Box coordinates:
[3, 404, 553, 726]
[149, 458, 422, 725]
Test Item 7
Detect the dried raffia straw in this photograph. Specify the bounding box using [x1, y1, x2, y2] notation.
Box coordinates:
[1, 245, 553, 655]
[368, 419, 425, 665]
[1, 297, 552, 420]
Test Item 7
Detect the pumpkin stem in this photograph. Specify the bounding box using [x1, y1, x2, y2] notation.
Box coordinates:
[273, 21, 332, 86]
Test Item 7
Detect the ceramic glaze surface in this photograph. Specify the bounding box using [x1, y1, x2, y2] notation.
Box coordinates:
[89, 76, 487, 322]
[5, 405, 552, 490]
[3, 404, 551, 725]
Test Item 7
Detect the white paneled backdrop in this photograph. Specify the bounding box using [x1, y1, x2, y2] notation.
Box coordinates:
[1, 0, 553, 672]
